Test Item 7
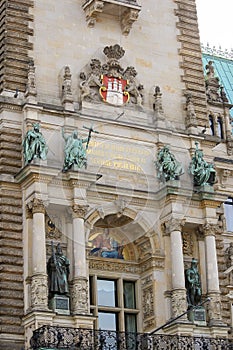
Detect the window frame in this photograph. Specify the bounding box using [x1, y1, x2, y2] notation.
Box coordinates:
[89, 275, 139, 332]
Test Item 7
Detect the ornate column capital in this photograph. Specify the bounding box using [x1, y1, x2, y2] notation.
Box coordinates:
[28, 198, 46, 214]
[72, 204, 89, 219]
[163, 218, 185, 235]
[199, 223, 221, 237]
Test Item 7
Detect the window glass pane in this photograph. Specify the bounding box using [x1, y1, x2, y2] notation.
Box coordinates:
[125, 313, 137, 333]
[97, 279, 116, 307]
[224, 200, 233, 232]
[99, 312, 117, 331]
[123, 281, 135, 309]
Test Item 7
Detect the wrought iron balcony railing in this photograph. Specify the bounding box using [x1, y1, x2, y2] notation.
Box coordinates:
[30, 325, 233, 350]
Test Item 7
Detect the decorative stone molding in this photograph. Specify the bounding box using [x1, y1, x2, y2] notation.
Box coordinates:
[72, 204, 89, 219]
[184, 92, 197, 129]
[25, 60, 37, 102]
[28, 198, 46, 214]
[82, 0, 141, 35]
[141, 274, 155, 331]
[163, 218, 185, 235]
[25, 205, 33, 220]
[31, 274, 48, 310]
[61, 66, 74, 110]
[71, 278, 89, 314]
[207, 292, 223, 325]
[171, 289, 187, 319]
[89, 257, 140, 274]
[182, 232, 194, 256]
[45, 215, 62, 240]
[199, 223, 221, 237]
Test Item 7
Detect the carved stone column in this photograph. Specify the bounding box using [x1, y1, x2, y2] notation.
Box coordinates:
[71, 204, 89, 314]
[28, 198, 48, 310]
[201, 223, 223, 325]
[164, 218, 187, 319]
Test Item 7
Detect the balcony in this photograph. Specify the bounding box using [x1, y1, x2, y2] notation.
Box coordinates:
[82, 0, 141, 35]
[30, 325, 232, 349]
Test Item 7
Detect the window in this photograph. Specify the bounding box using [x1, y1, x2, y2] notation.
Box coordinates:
[224, 198, 233, 232]
[90, 277, 138, 333]
[209, 115, 215, 135]
[217, 117, 224, 139]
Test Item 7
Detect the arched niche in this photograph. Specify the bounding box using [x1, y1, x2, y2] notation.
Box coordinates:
[85, 204, 160, 262]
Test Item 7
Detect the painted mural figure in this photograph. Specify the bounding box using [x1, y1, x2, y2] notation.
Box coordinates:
[47, 242, 70, 297]
[155, 145, 184, 182]
[185, 258, 202, 306]
[62, 128, 88, 171]
[189, 142, 216, 186]
[90, 229, 124, 259]
[23, 123, 48, 164]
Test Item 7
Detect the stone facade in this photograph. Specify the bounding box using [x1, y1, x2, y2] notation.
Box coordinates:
[0, 0, 233, 349]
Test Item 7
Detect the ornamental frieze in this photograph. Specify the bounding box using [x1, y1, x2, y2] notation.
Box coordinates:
[80, 44, 143, 107]
[89, 258, 140, 274]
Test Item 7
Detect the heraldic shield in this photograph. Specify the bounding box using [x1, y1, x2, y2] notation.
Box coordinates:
[99, 75, 130, 106]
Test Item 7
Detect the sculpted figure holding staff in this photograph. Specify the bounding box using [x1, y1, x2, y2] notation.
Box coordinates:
[47, 242, 70, 298]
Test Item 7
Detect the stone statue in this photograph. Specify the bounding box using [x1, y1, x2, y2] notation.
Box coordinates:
[155, 145, 184, 182]
[226, 242, 233, 268]
[189, 142, 216, 186]
[62, 128, 88, 171]
[185, 258, 202, 307]
[22, 123, 48, 164]
[47, 242, 70, 298]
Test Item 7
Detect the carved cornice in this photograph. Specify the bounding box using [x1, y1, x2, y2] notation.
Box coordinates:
[72, 204, 89, 219]
[163, 218, 185, 235]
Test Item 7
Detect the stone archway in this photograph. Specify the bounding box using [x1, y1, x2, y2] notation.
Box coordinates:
[85, 201, 160, 262]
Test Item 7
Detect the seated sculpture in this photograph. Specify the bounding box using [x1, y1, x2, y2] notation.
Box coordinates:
[189, 142, 216, 186]
[62, 128, 88, 171]
[23, 123, 48, 164]
[155, 145, 184, 182]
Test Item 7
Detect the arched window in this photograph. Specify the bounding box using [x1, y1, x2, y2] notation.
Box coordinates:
[209, 115, 215, 135]
[217, 116, 224, 139]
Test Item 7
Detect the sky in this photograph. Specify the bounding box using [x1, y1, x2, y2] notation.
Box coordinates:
[196, 0, 233, 50]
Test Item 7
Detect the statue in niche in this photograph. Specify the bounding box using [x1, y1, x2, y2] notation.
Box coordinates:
[62, 128, 88, 171]
[185, 258, 202, 307]
[47, 242, 70, 298]
[189, 142, 216, 186]
[155, 145, 184, 182]
[22, 123, 48, 165]
[89, 229, 124, 259]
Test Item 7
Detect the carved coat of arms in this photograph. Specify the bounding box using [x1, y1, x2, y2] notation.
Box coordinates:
[80, 44, 143, 107]
[100, 75, 129, 106]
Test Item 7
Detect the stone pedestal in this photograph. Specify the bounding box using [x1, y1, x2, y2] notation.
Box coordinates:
[49, 295, 70, 315]
[188, 306, 206, 326]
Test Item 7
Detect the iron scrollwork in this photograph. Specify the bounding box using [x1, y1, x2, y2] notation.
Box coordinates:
[30, 325, 232, 349]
